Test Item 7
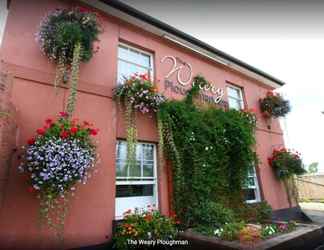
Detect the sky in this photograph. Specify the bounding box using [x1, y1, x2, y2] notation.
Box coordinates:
[123, 0, 324, 173]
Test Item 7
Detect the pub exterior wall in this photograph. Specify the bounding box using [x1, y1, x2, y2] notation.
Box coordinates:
[0, 0, 290, 249]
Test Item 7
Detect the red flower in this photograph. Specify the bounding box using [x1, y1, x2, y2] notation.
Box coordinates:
[83, 121, 91, 127]
[45, 118, 53, 124]
[140, 73, 149, 81]
[36, 128, 46, 135]
[144, 214, 153, 222]
[78, 6, 89, 13]
[90, 129, 99, 136]
[266, 91, 274, 97]
[59, 112, 68, 118]
[70, 127, 78, 134]
[60, 131, 69, 139]
[27, 137, 36, 145]
[27, 186, 34, 193]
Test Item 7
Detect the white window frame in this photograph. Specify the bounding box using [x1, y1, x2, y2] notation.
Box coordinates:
[226, 84, 245, 110]
[245, 168, 261, 203]
[115, 141, 159, 218]
[117, 42, 154, 84]
[0, 0, 8, 47]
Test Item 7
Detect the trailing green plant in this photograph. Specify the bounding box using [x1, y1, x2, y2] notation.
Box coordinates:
[158, 75, 257, 228]
[259, 91, 290, 118]
[113, 73, 166, 168]
[18, 112, 99, 239]
[114, 207, 178, 250]
[36, 7, 102, 116]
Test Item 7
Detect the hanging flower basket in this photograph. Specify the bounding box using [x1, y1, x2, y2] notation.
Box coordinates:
[36, 7, 102, 65]
[268, 148, 305, 180]
[259, 91, 290, 118]
[36, 7, 103, 116]
[18, 112, 99, 235]
[113, 73, 166, 167]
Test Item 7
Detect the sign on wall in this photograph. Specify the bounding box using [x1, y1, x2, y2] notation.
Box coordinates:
[161, 56, 226, 106]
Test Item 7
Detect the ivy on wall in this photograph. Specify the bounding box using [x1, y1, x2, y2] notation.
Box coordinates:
[158, 77, 258, 227]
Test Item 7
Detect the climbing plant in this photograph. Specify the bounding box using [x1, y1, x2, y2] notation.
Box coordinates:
[158, 76, 258, 228]
[36, 7, 102, 116]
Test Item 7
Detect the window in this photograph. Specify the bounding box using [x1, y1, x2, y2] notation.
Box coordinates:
[115, 140, 158, 218]
[244, 168, 261, 203]
[227, 85, 244, 110]
[117, 43, 153, 84]
[0, 0, 8, 47]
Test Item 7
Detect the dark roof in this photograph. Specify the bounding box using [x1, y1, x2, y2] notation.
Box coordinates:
[100, 0, 285, 86]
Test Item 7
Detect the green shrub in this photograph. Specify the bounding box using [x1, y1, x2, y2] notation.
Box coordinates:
[236, 201, 272, 223]
[191, 201, 236, 228]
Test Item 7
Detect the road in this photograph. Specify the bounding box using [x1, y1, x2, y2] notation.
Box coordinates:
[300, 202, 324, 225]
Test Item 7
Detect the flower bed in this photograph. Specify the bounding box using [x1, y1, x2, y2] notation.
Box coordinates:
[180, 223, 323, 250]
[114, 206, 179, 249]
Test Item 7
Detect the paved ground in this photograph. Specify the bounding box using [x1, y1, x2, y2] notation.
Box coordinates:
[300, 202, 324, 225]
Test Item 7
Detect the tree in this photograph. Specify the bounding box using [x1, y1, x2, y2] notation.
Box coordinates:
[308, 162, 319, 174]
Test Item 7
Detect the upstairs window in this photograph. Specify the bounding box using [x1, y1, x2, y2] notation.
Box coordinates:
[0, 0, 8, 47]
[227, 85, 244, 110]
[117, 43, 153, 84]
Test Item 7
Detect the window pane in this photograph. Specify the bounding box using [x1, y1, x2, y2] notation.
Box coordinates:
[143, 144, 154, 161]
[117, 60, 131, 84]
[116, 160, 127, 177]
[129, 48, 141, 64]
[116, 184, 154, 197]
[228, 98, 242, 110]
[116, 141, 127, 160]
[129, 160, 141, 177]
[244, 188, 256, 201]
[118, 45, 129, 60]
[228, 87, 241, 99]
[139, 53, 151, 68]
[247, 177, 255, 187]
[143, 162, 154, 177]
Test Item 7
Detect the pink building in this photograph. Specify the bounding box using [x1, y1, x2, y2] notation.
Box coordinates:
[0, 0, 297, 249]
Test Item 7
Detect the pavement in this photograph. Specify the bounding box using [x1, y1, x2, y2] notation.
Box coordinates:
[300, 202, 324, 225]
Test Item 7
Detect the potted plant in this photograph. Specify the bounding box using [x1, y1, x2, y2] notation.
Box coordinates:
[36, 7, 103, 115]
[259, 91, 290, 119]
[268, 148, 306, 180]
[268, 148, 306, 207]
[113, 73, 166, 168]
[18, 112, 99, 237]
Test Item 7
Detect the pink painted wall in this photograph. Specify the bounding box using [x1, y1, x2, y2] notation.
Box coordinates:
[0, 0, 291, 249]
